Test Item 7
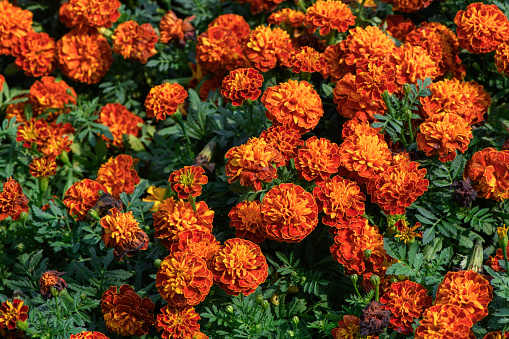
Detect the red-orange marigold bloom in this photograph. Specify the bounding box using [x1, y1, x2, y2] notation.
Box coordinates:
[313, 176, 365, 229]
[40, 135, 73, 158]
[435, 270, 493, 323]
[417, 113, 473, 163]
[12, 31, 56, 77]
[96, 154, 140, 199]
[208, 14, 251, 41]
[380, 281, 432, 334]
[153, 198, 214, 250]
[295, 136, 341, 183]
[262, 80, 323, 134]
[387, 44, 438, 85]
[305, 0, 356, 36]
[29, 157, 57, 178]
[225, 137, 285, 192]
[229, 200, 266, 243]
[286, 46, 327, 73]
[0, 74, 4, 92]
[212, 238, 268, 296]
[331, 315, 360, 339]
[246, 0, 285, 15]
[394, 219, 423, 243]
[0, 299, 29, 330]
[322, 43, 347, 83]
[415, 304, 473, 339]
[495, 42, 509, 76]
[355, 60, 398, 103]
[156, 305, 201, 339]
[101, 208, 149, 261]
[0, 178, 29, 222]
[99, 103, 143, 147]
[330, 218, 386, 275]
[70, 332, 110, 339]
[29, 76, 77, 120]
[260, 125, 304, 164]
[269, 8, 306, 28]
[333, 73, 382, 120]
[464, 147, 509, 201]
[112, 20, 158, 64]
[245, 25, 293, 72]
[0, 1, 32, 56]
[454, 2, 509, 54]
[57, 29, 112, 84]
[169, 166, 208, 200]
[384, 15, 415, 41]
[261, 183, 318, 243]
[221, 68, 264, 106]
[145, 82, 188, 121]
[156, 252, 213, 306]
[380, 0, 433, 13]
[484, 332, 509, 339]
[101, 284, 155, 336]
[59, 0, 121, 29]
[485, 247, 508, 272]
[170, 230, 221, 267]
[341, 118, 382, 141]
[16, 118, 50, 148]
[64, 179, 107, 220]
[160, 10, 196, 47]
[39, 270, 67, 300]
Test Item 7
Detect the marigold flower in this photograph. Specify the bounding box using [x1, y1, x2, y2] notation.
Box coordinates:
[331, 315, 360, 339]
[484, 332, 509, 339]
[387, 44, 438, 85]
[16, 118, 50, 148]
[153, 198, 214, 250]
[341, 118, 382, 141]
[333, 73, 382, 120]
[454, 3, 509, 54]
[170, 230, 220, 267]
[245, 25, 293, 72]
[157, 252, 213, 306]
[322, 43, 347, 82]
[0, 178, 29, 222]
[313, 176, 365, 229]
[40, 135, 73, 158]
[0, 299, 29, 330]
[485, 247, 508, 272]
[221, 68, 263, 106]
[495, 42, 509, 76]
[169, 166, 208, 200]
[261, 183, 318, 243]
[380, 0, 433, 13]
[380, 281, 432, 334]
[417, 113, 473, 163]
[145, 82, 188, 121]
[57, 29, 112, 84]
[101, 284, 155, 336]
[59, 0, 121, 29]
[259, 125, 304, 164]
[268, 8, 306, 28]
[225, 137, 285, 192]
[262, 80, 323, 134]
[383, 15, 415, 41]
[330, 218, 386, 275]
[70, 332, 110, 339]
[286, 46, 327, 73]
[464, 148, 509, 201]
[355, 60, 398, 103]
[295, 137, 341, 183]
[229, 200, 266, 243]
[11, 31, 56, 77]
[246, 0, 285, 14]
[0, 1, 32, 56]
[142, 186, 166, 212]
[393, 219, 422, 243]
[156, 305, 201, 339]
[212, 238, 268, 296]
[415, 304, 473, 339]
[160, 10, 196, 47]
[96, 154, 140, 199]
[39, 270, 67, 299]
[359, 301, 390, 336]
[208, 14, 251, 41]
[29, 76, 77, 120]
[305, 0, 356, 36]
[29, 157, 57, 178]
[64, 179, 107, 220]
[112, 20, 157, 64]
[99, 103, 143, 147]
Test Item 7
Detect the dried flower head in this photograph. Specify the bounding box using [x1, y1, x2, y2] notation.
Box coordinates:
[156, 306, 201, 339]
[64, 179, 107, 220]
[295, 137, 341, 183]
[259, 125, 304, 164]
[99, 103, 143, 147]
[451, 179, 477, 208]
[331, 315, 360, 339]
[168, 166, 208, 200]
[464, 148, 509, 201]
[70, 332, 110, 339]
[0, 1, 33, 56]
[91, 192, 123, 219]
[0, 178, 29, 222]
[415, 304, 473, 338]
[12, 31, 56, 77]
[305, 0, 356, 36]
[245, 25, 293, 72]
[96, 154, 140, 199]
[29, 157, 57, 178]
[29, 76, 77, 120]
[0, 299, 29, 330]
[229, 200, 266, 243]
[59, 0, 121, 29]
[160, 10, 196, 47]
[380, 0, 434, 13]
[145, 82, 188, 121]
[269, 8, 306, 27]
[208, 14, 251, 41]
[112, 20, 158, 64]
[359, 301, 390, 336]
[221, 68, 264, 106]
[39, 271, 67, 299]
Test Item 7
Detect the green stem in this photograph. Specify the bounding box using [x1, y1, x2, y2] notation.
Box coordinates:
[382, 91, 396, 117]
[353, 282, 362, 298]
[53, 294, 62, 320]
[375, 284, 380, 302]
[188, 195, 196, 212]
[324, 31, 336, 45]
[172, 111, 193, 158]
[503, 249, 509, 279]
[407, 109, 414, 144]
[356, 0, 367, 20]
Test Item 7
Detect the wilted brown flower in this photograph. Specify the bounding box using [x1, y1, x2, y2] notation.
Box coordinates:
[39, 271, 67, 299]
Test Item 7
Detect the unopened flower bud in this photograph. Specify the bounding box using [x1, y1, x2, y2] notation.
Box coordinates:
[403, 83, 411, 95]
[350, 274, 358, 285]
[50, 286, 59, 298]
[467, 239, 484, 274]
[287, 330, 295, 337]
[88, 209, 101, 221]
[19, 211, 29, 223]
[370, 274, 380, 287]
[256, 295, 264, 304]
[364, 249, 372, 260]
[498, 225, 509, 252]
[292, 316, 299, 325]
[226, 305, 234, 314]
[262, 300, 269, 310]
[154, 259, 162, 268]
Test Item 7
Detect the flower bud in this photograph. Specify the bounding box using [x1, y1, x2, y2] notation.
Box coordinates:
[226, 305, 234, 314]
[256, 295, 264, 304]
[364, 249, 372, 260]
[154, 259, 162, 268]
[19, 211, 29, 224]
[350, 274, 358, 285]
[370, 274, 380, 287]
[88, 208, 101, 221]
[287, 330, 295, 337]
[466, 239, 484, 274]
[292, 316, 299, 325]
[403, 83, 412, 95]
[262, 300, 269, 310]
[497, 225, 509, 252]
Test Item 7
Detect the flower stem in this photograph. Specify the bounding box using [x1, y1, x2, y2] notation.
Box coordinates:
[172, 110, 193, 158]
[188, 195, 196, 212]
[503, 250, 509, 279]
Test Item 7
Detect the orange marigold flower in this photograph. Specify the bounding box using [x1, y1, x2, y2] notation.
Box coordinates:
[485, 247, 508, 272]
[212, 238, 268, 296]
[59, 0, 120, 29]
[101, 284, 155, 336]
[380, 281, 432, 334]
[435, 270, 493, 323]
[454, 2, 509, 54]
[0, 178, 29, 222]
[221, 68, 264, 106]
[99, 103, 143, 147]
[261, 183, 318, 243]
[0, 74, 4, 92]
[383, 15, 415, 41]
[142, 186, 166, 212]
[268, 8, 306, 28]
[16, 118, 50, 148]
[40, 134, 73, 158]
[295, 136, 341, 183]
[313, 176, 366, 229]
[0, 1, 32, 56]
[246, 0, 286, 15]
[101, 208, 149, 261]
[322, 43, 347, 82]
[355, 60, 398, 103]
[169, 166, 208, 200]
[160, 10, 196, 47]
[225, 137, 285, 192]
[380, 0, 433, 13]
[259, 125, 304, 164]
[12, 31, 56, 77]
[70, 332, 110, 339]
[153, 198, 214, 250]
[387, 44, 438, 85]
[156, 305, 201, 339]
[286, 46, 327, 73]
[415, 304, 473, 339]
[495, 42, 509, 76]
[331, 315, 360, 339]
[484, 332, 509, 339]
[394, 219, 422, 243]
[170, 230, 221, 267]
[39, 270, 67, 300]
[417, 113, 473, 163]
[208, 14, 251, 41]
[29, 157, 57, 178]
[145, 82, 188, 121]
[464, 147, 509, 201]
[245, 25, 293, 72]
[64, 179, 107, 220]
[156, 252, 213, 306]
[96, 154, 140, 199]
[262, 80, 323, 134]
[305, 0, 356, 36]
[333, 73, 382, 120]
[0, 299, 29, 330]
[112, 20, 158, 64]
[229, 200, 266, 243]
[29, 76, 77, 120]
[341, 118, 382, 141]
[330, 218, 386, 275]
